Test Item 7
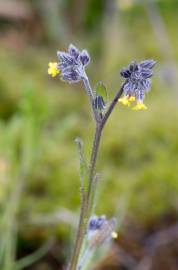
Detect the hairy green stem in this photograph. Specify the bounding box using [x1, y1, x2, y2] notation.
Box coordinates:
[69, 193, 87, 270]
[86, 124, 102, 213]
[69, 125, 101, 270]
[100, 82, 125, 129]
[86, 82, 125, 214]
[69, 82, 125, 270]
[82, 77, 99, 123]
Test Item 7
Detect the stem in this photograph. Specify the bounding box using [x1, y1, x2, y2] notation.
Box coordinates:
[86, 125, 102, 211]
[70, 130, 101, 270]
[82, 77, 99, 123]
[100, 82, 125, 129]
[86, 82, 125, 213]
[69, 83, 125, 270]
[69, 125, 101, 270]
[69, 192, 87, 270]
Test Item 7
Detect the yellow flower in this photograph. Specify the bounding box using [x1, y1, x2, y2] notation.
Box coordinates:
[128, 96, 135, 102]
[118, 95, 135, 107]
[132, 101, 147, 110]
[118, 96, 130, 106]
[111, 231, 118, 239]
[48, 62, 60, 77]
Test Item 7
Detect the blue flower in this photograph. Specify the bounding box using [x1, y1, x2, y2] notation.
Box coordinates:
[119, 59, 156, 110]
[87, 215, 117, 248]
[88, 215, 106, 232]
[57, 44, 90, 83]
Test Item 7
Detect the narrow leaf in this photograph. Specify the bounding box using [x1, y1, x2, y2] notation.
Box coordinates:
[95, 81, 108, 105]
[88, 173, 100, 215]
[75, 137, 88, 191]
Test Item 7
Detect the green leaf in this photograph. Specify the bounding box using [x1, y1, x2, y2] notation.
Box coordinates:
[75, 137, 88, 191]
[95, 81, 108, 105]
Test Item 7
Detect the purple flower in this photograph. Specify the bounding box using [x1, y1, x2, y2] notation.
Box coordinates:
[88, 215, 106, 232]
[87, 215, 117, 248]
[119, 59, 156, 110]
[120, 59, 156, 98]
[57, 44, 90, 83]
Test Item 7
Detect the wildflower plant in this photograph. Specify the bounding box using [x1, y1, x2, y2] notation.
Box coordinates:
[48, 44, 156, 270]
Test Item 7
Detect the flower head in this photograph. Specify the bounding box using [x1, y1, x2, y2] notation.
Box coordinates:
[48, 44, 90, 83]
[87, 215, 117, 249]
[56, 44, 90, 83]
[119, 59, 156, 110]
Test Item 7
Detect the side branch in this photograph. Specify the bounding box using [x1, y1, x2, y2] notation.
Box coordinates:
[86, 82, 126, 216]
[101, 82, 126, 129]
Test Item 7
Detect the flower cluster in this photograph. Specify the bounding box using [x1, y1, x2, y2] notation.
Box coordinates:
[87, 215, 117, 249]
[48, 45, 156, 113]
[119, 59, 156, 110]
[48, 44, 90, 83]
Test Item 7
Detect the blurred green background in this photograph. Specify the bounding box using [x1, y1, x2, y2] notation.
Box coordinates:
[0, 0, 178, 269]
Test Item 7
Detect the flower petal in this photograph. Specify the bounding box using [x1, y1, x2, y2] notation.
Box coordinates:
[139, 59, 156, 69]
[68, 44, 80, 59]
[57, 51, 75, 65]
[120, 68, 131, 78]
[62, 69, 81, 83]
[140, 79, 151, 91]
[141, 69, 153, 79]
[128, 96, 135, 102]
[48, 62, 60, 77]
[118, 96, 130, 106]
[129, 61, 139, 72]
[79, 49, 90, 66]
[132, 102, 148, 110]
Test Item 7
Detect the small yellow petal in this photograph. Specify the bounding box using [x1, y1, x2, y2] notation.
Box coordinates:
[118, 96, 130, 106]
[48, 62, 60, 77]
[132, 102, 148, 111]
[111, 231, 118, 239]
[128, 96, 135, 102]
